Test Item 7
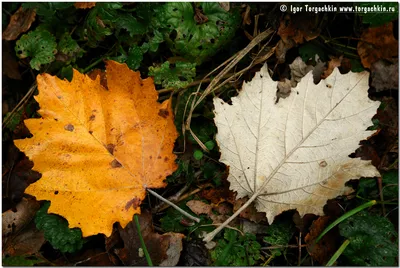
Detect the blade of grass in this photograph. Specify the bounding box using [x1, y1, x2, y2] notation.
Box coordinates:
[315, 200, 376, 243]
[326, 239, 350, 266]
[134, 214, 153, 266]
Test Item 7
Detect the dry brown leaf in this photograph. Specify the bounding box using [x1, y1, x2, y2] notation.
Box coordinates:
[276, 14, 321, 63]
[14, 61, 178, 237]
[357, 22, 398, 69]
[113, 211, 184, 266]
[321, 56, 343, 79]
[204, 64, 380, 242]
[2, 198, 45, 257]
[74, 2, 96, 9]
[2, 6, 36, 41]
[305, 216, 339, 265]
[370, 59, 399, 91]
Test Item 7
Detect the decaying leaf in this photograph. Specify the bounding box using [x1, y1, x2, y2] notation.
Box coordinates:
[357, 22, 398, 69]
[111, 211, 184, 266]
[2, 198, 45, 257]
[74, 2, 96, 9]
[305, 216, 339, 265]
[14, 61, 178, 237]
[2, 6, 36, 41]
[370, 59, 399, 92]
[205, 64, 380, 241]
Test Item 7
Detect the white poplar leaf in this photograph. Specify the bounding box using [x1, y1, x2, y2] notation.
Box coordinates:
[213, 65, 380, 226]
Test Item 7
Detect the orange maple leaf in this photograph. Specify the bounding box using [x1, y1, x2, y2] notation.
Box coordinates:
[14, 61, 178, 237]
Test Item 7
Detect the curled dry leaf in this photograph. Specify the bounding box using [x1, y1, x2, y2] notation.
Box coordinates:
[2, 6, 36, 41]
[204, 64, 380, 242]
[357, 22, 398, 69]
[14, 61, 178, 237]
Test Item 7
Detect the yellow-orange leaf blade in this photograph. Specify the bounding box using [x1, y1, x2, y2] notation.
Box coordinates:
[14, 61, 178, 237]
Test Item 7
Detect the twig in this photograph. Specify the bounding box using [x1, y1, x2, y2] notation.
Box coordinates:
[203, 192, 259, 242]
[2, 83, 37, 130]
[147, 188, 200, 223]
[185, 28, 274, 152]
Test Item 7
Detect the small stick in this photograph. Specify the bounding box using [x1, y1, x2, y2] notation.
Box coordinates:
[147, 188, 200, 223]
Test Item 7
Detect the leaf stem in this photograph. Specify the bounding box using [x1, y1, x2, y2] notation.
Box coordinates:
[146, 189, 200, 223]
[134, 214, 153, 266]
[203, 193, 259, 242]
[315, 200, 376, 243]
[325, 239, 350, 266]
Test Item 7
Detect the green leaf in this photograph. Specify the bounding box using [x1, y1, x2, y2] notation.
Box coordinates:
[193, 149, 204, 160]
[159, 2, 240, 64]
[4, 110, 23, 131]
[57, 34, 85, 64]
[357, 3, 398, 26]
[166, 159, 194, 184]
[211, 229, 261, 266]
[339, 211, 398, 266]
[148, 61, 196, 89]
[204, 140, 215, 151]
[264, 219, 295, 256]
[22, 2, 74, 20]
[382, 170, 398, 200]
[2, 255, 43, 266]
[148, 30, 164, 52]
[298, 41, 328, 63]
[84, 3, 120, 47]
[126, 45, 143, 70]
[357, 171, 398, 200]
[15, 29, 57, 70]
[35, 201, 84, 253]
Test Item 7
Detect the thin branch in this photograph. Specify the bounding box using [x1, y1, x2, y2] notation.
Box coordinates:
[147, 188, 200, 223]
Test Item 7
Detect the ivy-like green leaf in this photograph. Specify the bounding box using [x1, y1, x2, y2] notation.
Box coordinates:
[57, 34, 85, 64]
[339, 211, 398, 266]
[35, 201, 84, 253]
[15, 29, 57, 70]
[264, 219, 295, 256]
[211, 229, 261, 266]
[126, 45, 143, 70]
[2, 255, 44, 266]
[148, 61, 196, 89]
[160, 2, 240, 64]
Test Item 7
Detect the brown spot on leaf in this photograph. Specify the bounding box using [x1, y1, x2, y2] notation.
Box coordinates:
[89, 114, 96, 121]
[158, 156, 162, 159]
[89, 130, 93, 134]
[125, 197, 140, 211]
[64, 124, 74, 131]
[158, 109, 169, 118]
[319, 161, 327, 167]
[149, 156, 152, 159]
[110, 159, 122, 168]
[164, 156, 169, 162]
[106, 144, 115, 155]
